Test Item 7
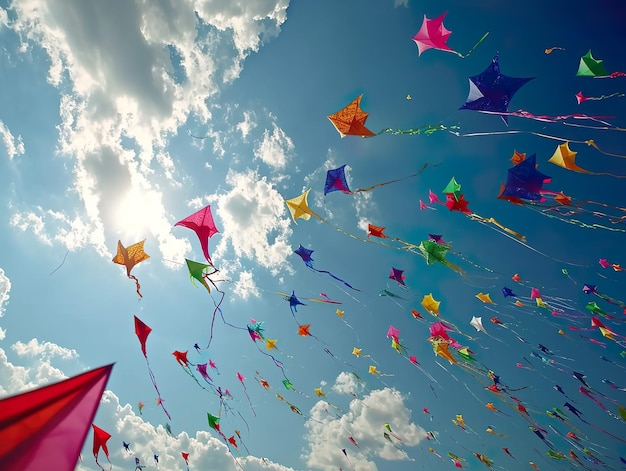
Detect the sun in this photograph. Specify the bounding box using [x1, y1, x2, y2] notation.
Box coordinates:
[112, 187, 163, 240]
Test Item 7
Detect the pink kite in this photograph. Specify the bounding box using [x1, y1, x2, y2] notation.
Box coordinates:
[412, 12, 488, 58]
[175, 204, 219, 263]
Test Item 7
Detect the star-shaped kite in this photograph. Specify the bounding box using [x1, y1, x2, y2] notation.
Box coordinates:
[112, 240, 150, 298]
[327, 95, 375, 138]
[460, 53, 534, 124]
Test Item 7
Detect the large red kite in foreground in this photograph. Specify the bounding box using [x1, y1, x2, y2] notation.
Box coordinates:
[0, 364, 113, 471]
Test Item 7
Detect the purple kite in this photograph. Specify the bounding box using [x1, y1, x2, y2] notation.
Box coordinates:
[294, 244, 360, 291]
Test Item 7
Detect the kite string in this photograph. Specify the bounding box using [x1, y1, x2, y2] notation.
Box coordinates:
[457, 31, 490, 58]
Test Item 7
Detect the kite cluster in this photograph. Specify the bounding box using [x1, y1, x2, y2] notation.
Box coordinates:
[3, 6, 626, 471]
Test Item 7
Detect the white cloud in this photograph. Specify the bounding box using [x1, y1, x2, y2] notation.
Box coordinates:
[237, 110, 257, 140]
[74, 389, 298, 471]
[0, 120, 25, 159]
[332, 371, 363, 396]
[12, 338, 79, 360]
[213, 168, 294, 275]
[7, 0, 290, 265]
[194, 0, 289, 82]
[0, 345, 295, 470]
[253, 121, 294, 170]
[305, 380, 426, 470]
[0, 267, 10, 316]
[0, 344, 71, 396]
[0, 7, 9, 28]
[233, 270, 260, 299]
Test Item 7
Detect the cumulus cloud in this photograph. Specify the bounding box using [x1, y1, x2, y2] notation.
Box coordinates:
[0, 120, 25, 159]
[0, 343, 295, 470]
[74, 389, 297, 471]
[213, 168, 294, 275]
[253, 121, 295, 170]
[0, 342, 73, 396]
[12, 338, 79, 360]
[237, 110, 257, 140]
[305, 378, 426, 470]
[7, 0, 290, 264]
[233, 270, 261, 299]
[0, 267, 10, 316]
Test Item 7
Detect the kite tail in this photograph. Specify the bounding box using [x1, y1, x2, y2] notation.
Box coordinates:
[255, 343, 289, 379]
[353, 173, 419, 194]
[442, 259, 465, 276]
[241, 384, 256, 417]
[94, 453, 112, 471]
[129, 274, 143, 298]
[457, 31, 489, 58]
[145, 356, 172, 420]
[377, 124, 457, 136]
[578, 92, 625, 102]
[309, 267, 360, 291]
[469, 213, 526, 242]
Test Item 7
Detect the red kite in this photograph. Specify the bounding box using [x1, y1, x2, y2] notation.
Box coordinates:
[0, 365, 112, 471]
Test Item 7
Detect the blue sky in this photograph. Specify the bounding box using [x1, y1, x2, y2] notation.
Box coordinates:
[1, 0, 626, 470]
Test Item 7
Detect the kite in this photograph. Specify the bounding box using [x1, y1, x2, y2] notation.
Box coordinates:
[368, 364, 392, 377]
[175, 204, 219, 263]
[112, 240, 150, 298]
[545, 46, 565, 54]
[137, 401, 144, 415]
[0, 364, 112, 471]
[134, 316, 171, 420]
[577, 50, 626, 78]
[421, 294, 441, 316]
[388, 267, 406, 287]
[599, 258, 624, 271]
[548, 142, 626, 178]
[92, 424, 112, 471]
[583, 284, 626, 311]
[324, 164, 431, 197]
[576, 91, 624, 104]
[418, 239, 464, 275]
[498, 155, 626, 234]
[237, 372, 255, 416]
[294, 244, 359, 290]
[278, 291, 341, 316]
[411, 11, 489, 58]
[460, 53, 534, 124]
[185, 258, 244, 349]
[327, 94, 375, 137]
[207, 412, 228, 441]
[441, 178, 526, 245]
[475, 292, 494, 304]
[186, 258, 218, 293]
[327, 94, 454, 138]
[474, 452, 494, 469]
[501, 156, 551, 201]
[123, 441, 131, 453]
